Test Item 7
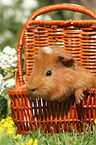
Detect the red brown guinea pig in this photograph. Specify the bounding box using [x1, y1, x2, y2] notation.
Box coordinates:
[27, 47, 96, 103]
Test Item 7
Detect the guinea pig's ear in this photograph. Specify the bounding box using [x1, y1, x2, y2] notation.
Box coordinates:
[58, 56, 75, 68]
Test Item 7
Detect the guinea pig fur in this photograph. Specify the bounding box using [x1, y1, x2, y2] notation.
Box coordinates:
[27, 47, 96, 104]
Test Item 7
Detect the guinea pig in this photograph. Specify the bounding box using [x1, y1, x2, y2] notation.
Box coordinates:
[26, 46, 96, 104]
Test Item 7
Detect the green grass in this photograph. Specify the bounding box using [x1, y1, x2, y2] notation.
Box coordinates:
[28, 125, 96, 145]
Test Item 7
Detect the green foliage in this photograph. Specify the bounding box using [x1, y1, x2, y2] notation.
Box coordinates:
[0, 97, 7, 120]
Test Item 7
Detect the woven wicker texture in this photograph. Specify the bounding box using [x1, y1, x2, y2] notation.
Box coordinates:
[8, 4, 96, 134]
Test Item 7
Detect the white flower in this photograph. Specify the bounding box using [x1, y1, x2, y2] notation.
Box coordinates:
[0, 0, 14, 6]
[1, 64, 7, 69]
[21, 0, 39, 9]
[0, 59, 7, 69]
[4, 30, 12, 39]
[10, 48, 17, 55]
[36, 15, 52, 20]
[15, 10, 27, 24]
[3, 8, 15, 19]
[0, 74, 3, 81]
[8, 56, 14, 64]
[0, 74, 3, 85]
[2, 54, 9, 61]
[23, 9, 31, 17]
[0, 59, 4, 66]
[0, 81, 7, 95]
[0, 52, 3, 59]
[9, 55, 17, 63]
[6, 78, 15, 88]
[3, 46, 17, 56]
[3, 46, 11, 54]
[44, 15, 52, 20]
[7, 64, 11, 68]
[12, 55, 17, 61]
[12, 62, 17, 67]
[0, 52, 3, 56]
[35, 15, 43, 20]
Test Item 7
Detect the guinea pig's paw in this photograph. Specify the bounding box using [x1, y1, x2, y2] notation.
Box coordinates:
[75, 89, 84, 104]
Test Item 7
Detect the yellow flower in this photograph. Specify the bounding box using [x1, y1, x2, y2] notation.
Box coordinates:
[0, 127, 2, 138]
[3, 122, 9, 129]
[7, 127, 15, 136]
[0, 123, 2, 127]
[33, 139, 38, 145]
[13, 134, 21, 139]
[94, 119, 96, 124]
[0, 117, 16, 138]
[1, 119, 5, 124]
[13, 135, 18, 139]
[6, 117, 12, 121]
[20, 143, 25, 145]
[9, 120, 14, 125]
[26, 138, 33, 145]
[0, 127, 2, 133]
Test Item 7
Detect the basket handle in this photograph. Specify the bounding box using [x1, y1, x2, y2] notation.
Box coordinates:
[17, 4, 96, 86]
[30, 3, 96, 20]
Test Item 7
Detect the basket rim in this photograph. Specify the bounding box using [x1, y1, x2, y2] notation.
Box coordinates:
[26, 19, 96, 27]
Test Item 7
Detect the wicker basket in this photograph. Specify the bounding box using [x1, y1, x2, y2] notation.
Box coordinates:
[8, 4, 96, 134]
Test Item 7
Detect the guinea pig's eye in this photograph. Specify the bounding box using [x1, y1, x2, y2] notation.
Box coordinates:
[45, 70, 52, 77]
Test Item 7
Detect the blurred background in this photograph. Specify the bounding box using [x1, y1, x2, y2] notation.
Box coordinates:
[0, 0, 96, 51]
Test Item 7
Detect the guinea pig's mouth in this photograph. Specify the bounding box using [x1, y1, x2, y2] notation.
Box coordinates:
[29, 89, 51, 100]
[29, 89, 37, 96]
